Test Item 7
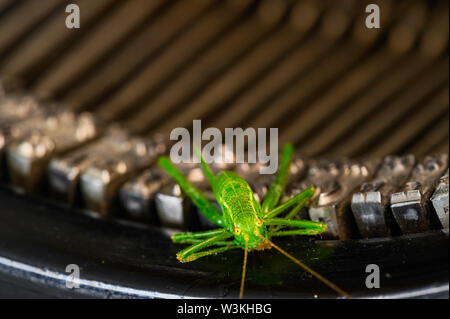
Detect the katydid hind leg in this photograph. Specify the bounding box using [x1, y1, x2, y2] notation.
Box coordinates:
[261, 143, 294, 215]
[264, 186, 315, 219]
[171, 228, 227, 243]
[192, 144, 215, 186]
[158, 156, 224, 227]
[269, 188, 315, 232]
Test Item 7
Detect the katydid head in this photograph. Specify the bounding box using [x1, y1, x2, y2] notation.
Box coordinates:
[232, 216, 270, 251]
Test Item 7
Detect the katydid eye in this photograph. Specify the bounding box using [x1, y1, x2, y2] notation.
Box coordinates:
[255, 218, 263, 227]
[233, 227, 241, 235]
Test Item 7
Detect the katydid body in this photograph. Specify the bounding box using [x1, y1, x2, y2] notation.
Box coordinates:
[158, 143, 349, 298]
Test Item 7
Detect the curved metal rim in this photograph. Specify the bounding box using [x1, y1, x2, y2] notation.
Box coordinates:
[0, 184, 448, 299]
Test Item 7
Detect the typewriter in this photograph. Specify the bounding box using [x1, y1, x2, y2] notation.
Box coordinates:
[0, 0, 448, 298]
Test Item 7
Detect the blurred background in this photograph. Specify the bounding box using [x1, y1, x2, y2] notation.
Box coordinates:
[0, 0, 448, 157]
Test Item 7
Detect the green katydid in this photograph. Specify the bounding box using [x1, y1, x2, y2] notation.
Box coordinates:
[158, 142, 350, 298]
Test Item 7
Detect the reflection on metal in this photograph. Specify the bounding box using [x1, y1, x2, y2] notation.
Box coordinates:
[352, 155, 415, 238]
[391, 155, 448, 234]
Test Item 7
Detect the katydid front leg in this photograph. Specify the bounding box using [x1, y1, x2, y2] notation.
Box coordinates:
[176, 231, 233, 262]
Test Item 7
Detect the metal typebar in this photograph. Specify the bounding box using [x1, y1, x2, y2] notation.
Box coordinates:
[390, 155, 448, 234]
[351, 155, 415, 238]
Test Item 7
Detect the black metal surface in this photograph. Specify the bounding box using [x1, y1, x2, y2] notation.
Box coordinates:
[0, 184, 447, 299]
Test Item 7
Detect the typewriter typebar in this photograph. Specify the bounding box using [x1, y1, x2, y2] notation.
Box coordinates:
[144, 161, 205, 229]
[49, 128, 166, 215]
[119, 165, 172, 224]
[4, 105, 99, 191]
[430, 170, 449, 229]
[351, 155, 416, 238]
[0, 94, 43, 177]
[390, 155, 448, 234]
[2, 102, 446, 239]
[308, 158, 381, 239]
